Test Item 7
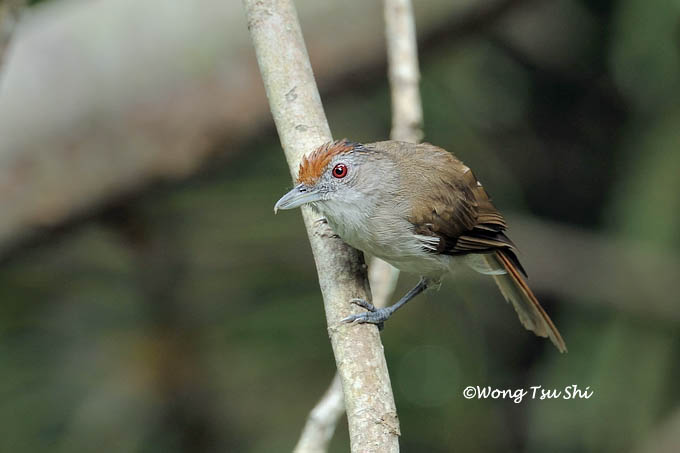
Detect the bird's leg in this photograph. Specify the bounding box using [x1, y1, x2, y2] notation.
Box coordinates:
[341, 277, 430, 328]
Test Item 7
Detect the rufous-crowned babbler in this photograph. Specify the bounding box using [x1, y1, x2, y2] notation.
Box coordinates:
[274, 140, 566, 352]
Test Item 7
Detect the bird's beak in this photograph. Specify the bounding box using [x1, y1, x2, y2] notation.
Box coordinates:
[274, 184, 322, 214]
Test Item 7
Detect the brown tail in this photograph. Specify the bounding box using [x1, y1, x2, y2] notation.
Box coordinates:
[483, 250, 567, 353]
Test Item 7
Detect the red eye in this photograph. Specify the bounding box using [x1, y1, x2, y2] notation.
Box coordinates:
[332, 163, 348, 178]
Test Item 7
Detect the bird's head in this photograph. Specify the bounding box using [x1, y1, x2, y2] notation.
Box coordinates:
[274, 140, 386, 216]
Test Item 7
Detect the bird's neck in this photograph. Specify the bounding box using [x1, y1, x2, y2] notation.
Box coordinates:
[318, 194, 378, 243]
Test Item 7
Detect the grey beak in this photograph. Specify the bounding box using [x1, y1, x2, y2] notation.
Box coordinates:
[274, 184, 322, 214]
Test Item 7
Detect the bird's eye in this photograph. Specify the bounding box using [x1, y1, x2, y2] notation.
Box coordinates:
[332, 163, 348, 178]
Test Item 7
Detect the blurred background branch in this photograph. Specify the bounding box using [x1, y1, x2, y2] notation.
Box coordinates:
[0, 0, 527, 259]
[371, 0, 426, 310]
[385, 0, 424, 144]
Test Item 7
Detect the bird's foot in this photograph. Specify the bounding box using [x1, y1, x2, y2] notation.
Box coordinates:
[341, 298, 392, 330]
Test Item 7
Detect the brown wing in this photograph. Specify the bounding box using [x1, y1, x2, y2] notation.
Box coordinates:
[402, 143, 527, 276]
[374, 141, 566, 351]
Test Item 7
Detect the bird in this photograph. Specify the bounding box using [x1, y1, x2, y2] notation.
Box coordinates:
[274, 139, 566, 353]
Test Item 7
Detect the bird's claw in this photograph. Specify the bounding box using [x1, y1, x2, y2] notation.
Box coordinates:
[342, 298, 391, 330]
[349, 298, 376, 312]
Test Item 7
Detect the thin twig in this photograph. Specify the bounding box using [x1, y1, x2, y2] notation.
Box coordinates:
[370, 0, 425, 312]
[242, 1, 400, 451]
[385, 0, 423, 143]
[293, 374, 345, 453]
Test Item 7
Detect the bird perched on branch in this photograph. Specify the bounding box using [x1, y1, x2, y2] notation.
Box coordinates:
[274, 140, 566, 352]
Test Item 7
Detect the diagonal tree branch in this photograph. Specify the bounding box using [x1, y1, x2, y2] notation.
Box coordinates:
[242, 1, 400, 451]
[294, 1, 424, 451]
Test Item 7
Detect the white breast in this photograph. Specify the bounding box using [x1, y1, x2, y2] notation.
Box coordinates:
[321, 200, 451, 278]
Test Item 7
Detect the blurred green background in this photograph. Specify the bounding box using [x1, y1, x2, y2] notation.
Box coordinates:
[1, 0, 679, 452]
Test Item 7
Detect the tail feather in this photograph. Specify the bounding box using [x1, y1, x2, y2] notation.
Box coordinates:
[483, 251, 567, 353]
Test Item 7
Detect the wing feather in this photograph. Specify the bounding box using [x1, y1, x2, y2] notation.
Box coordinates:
[403, 143, 525, 274]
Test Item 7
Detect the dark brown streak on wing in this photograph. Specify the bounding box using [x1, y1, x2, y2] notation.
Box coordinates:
[406, 143, 527, 277]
